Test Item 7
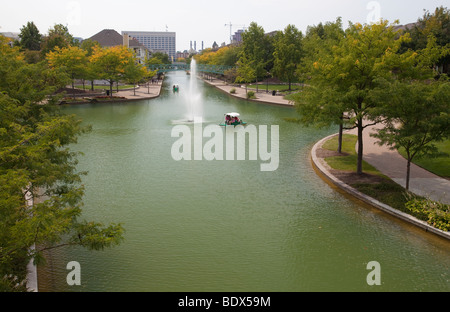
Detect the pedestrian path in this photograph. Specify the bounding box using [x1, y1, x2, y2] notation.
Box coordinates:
[202, 78, 293, 106]
[115, 82, 162, 100]
[348, 123, 450, 204]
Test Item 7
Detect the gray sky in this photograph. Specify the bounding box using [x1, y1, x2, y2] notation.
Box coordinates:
[1, 0, 447, 51]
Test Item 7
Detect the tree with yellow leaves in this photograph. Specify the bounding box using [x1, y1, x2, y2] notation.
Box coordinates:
[47, 46, 89, 89]
[89, 45, 134, 97]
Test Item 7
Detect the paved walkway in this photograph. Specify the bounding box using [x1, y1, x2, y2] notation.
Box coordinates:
[202, 78, 293, 106]
[347, 123, 450, 205]
[115, 82, 163, 100]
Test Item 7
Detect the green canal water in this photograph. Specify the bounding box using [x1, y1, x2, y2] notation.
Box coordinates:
[38, 71, 450, 292]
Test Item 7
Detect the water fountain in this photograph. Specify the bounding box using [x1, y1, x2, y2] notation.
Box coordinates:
[185, 58, 202, 122]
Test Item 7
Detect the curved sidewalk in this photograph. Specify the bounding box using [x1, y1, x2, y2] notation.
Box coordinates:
[347, 124, 450, 205]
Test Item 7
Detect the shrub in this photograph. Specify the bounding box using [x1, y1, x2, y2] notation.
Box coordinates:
[405, 198, 450, 231]
[230, 88, 236, 94]
[247, 91, 256, 99]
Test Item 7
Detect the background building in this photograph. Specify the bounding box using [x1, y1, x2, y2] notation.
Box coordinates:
[88, 29, 149, 64]
[232, 29, 245, 44]
[122, 31, 176, 61]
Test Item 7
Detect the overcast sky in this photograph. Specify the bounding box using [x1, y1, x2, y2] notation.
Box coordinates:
[1, 0, 447, 51]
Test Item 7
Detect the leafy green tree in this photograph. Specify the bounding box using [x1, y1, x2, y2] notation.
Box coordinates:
[124, 59, 149, 95]
[41, 24, 76, 57]
[294, 18, 346, 152]
[239, 22, 271, 90]
[146, 51, 171, 65]
[401, 6, 450, 74]
[0, 37, 124, 291]
[371, 79, 450, 190]
[235, 53, 256, 95]
[18, 22, 42, 51]
[295, 20, 423, 174]
[273, 24, 303, 90]
[0, 37, 69, 103]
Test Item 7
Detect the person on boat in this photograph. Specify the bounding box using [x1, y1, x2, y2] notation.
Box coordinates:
[225, 115, 231, 125]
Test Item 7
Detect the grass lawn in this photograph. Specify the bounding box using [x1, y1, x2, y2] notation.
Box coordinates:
[398, 139, 450, 178]
[322, 134, 385, 177]
[322, 134, 414, 212]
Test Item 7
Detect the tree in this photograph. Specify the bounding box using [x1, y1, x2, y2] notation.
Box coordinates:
[0, 36, 69, 104]
[273, 24, 303, 90]
[295, 20, 419, 174]
[402, 6, 450, 74]
[294, 18, 347, 152]
[235, 53, 256, 95]
[18, 22, 42, 51]
[41, 24, 76, 57]
[47, 46, 89, 89]
[146, 51, 170, 65]
[239, 22, 271, 91]
[80, 39, 101, 91]
[123, 59, 149, 95]
[0, 38, 124, 291]
[90, 45, 134, 97]
[371, 79, 450, 190]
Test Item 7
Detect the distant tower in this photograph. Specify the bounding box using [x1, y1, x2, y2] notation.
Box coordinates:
[194, 41, 196, 51]
[202, 41, 204, 50]
[190, 41, 192, 50]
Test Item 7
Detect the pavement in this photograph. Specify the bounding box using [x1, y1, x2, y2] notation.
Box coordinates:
[202, 77, 293, 106]
[115, 81, 163, 100]
[347, 123, 450, 205]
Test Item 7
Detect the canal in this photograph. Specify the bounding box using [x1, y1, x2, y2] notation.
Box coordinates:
[38, 71, 450, 292]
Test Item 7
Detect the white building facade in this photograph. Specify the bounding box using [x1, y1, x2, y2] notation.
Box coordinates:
[122, 31, 176, 61]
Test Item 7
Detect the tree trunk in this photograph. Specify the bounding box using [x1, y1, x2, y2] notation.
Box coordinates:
[406, 159, 411, 190]
[338, 123, 343, 154]
[357, 119, 364, 175]
[109, 81, 113, 98]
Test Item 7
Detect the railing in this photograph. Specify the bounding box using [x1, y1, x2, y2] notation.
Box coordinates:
[148, 64, 233, 75]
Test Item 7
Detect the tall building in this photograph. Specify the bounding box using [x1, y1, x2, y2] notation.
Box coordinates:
[122, 31, 176, 61]
[232, 29, 245, 44]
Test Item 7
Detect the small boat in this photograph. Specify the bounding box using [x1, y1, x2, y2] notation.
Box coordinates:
[173, 84, 179, 92]
[220, 112, 247, 126]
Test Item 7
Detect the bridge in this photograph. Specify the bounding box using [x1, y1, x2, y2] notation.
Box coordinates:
[148, 63, 233, 75]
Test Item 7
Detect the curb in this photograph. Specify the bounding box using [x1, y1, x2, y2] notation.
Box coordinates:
[311, 133, 450, 241]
